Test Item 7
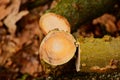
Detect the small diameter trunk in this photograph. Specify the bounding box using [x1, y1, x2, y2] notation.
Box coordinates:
[47, 0, 118, 32]
[77, 35, 120, 72]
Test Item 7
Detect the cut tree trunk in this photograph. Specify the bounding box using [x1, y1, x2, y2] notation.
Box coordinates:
[39, 0, 118, 35]
[39, 30, 120, 73]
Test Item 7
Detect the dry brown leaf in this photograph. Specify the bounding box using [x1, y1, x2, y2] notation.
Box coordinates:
[3, 0, 29, 35]
[0, 0, 29, 34]
[4, 10, 29, 35]
[0, 36, 19, 65]
[93, 13, 117, 33]
[20, 57, 42, 76]
[93, 13, 116, 25]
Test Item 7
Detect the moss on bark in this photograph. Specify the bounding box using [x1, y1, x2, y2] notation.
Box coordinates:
[77, 35, 120, 72]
